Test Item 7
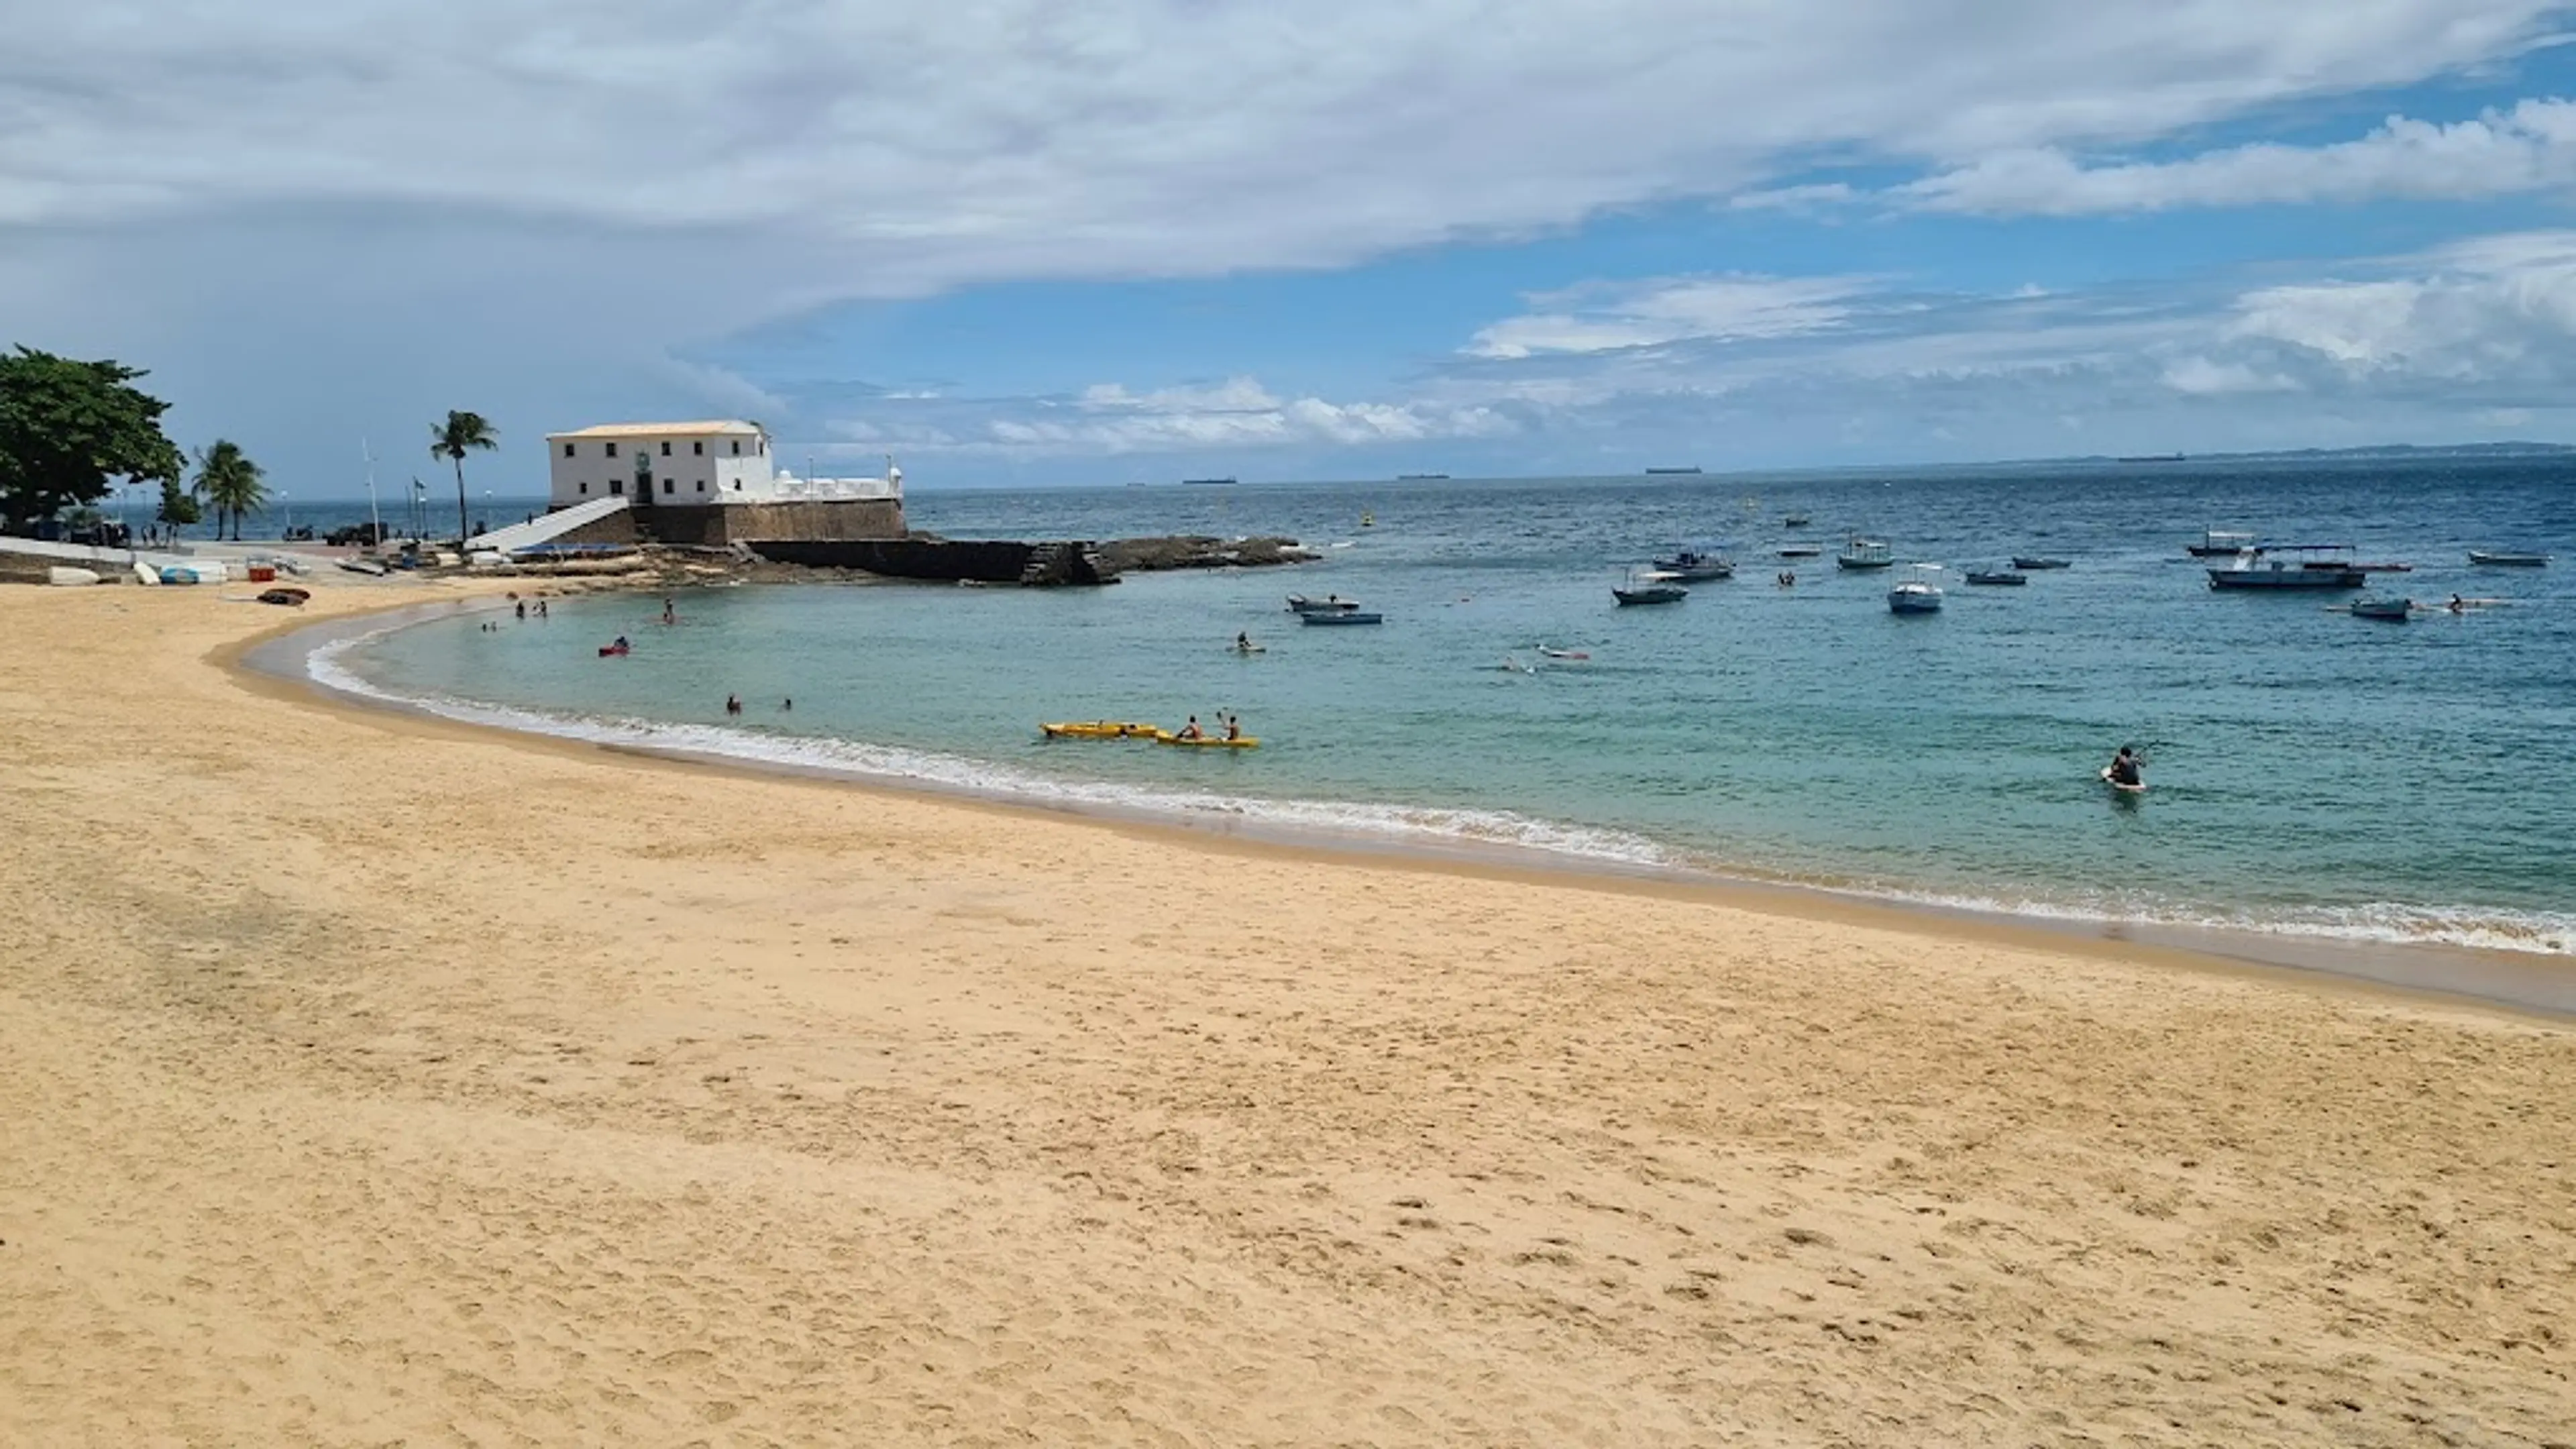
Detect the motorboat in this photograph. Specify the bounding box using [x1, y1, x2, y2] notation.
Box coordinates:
[1651, 548, 1734, 580]
[2206, 544, 2365, 589]
[1286, 594, 1361, 613]
[2012, 556, 2071, 570]
[2349, 596, 2412, 621]
[1963, 569, 2027, 586]
[2188, 529, 2258, 558]
[1837, 537, 1894, 570]
[1613, 568, 1689, 606]
[1778, 545, 1823, 559]
[1299, 609, 1384, 625]
[1887, 564, 1945, 614]
[1784, 514, 1811, 527]
[2469, 549, 2551, 566]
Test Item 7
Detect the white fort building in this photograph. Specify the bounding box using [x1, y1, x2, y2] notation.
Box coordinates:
[545, 421, 900, 509]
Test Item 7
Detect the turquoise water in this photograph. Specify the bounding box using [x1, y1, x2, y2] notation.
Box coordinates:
[333, 459, 2576, 954]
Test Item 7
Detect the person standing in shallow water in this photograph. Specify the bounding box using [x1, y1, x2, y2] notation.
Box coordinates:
[725, 694, 742, 716]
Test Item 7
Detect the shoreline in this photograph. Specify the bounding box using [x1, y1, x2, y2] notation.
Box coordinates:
[238, 592, 2576, 1020]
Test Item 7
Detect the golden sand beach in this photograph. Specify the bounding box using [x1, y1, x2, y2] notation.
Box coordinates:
[2, 581, 2570, 1446]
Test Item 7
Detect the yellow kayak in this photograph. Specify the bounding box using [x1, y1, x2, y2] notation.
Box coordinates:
[1040, 720, 1159, 739]
[1156, 731, 1259, 749]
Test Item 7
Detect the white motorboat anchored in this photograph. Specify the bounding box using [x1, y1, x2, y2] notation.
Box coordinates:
[1887, 564, 1945, 614]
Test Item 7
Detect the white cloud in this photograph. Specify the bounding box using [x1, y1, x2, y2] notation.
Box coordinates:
[1902, 97, 2576, 215]
[936, 377, 1513, 455]
[1464, 275, 1874, 358]
[5, 1, 2572, 482]
[2161, 356, 2302, 395]
[4, 2, 2557, 284]
[2219, 231, 2576, 386]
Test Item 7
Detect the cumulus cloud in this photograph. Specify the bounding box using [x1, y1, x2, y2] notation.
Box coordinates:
[2222, 231, 2576, 386]
[1900, 98, 2576, 215]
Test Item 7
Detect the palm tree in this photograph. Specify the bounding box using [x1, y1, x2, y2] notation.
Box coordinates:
[193, 439, 268, 541]
[429, 411, 498, 544]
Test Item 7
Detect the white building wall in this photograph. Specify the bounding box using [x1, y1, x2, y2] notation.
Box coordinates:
[545, 424, 899, 508]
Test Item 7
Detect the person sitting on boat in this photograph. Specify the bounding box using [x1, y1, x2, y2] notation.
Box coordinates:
[2449, 594, 2466, 614]
[1177, 715, 1204, 741]
[611, 635, 629, 651]
[1224, 715, 1242, 741]
[1236, 631, 1254, 651]
[2106, 745, 2143, 788]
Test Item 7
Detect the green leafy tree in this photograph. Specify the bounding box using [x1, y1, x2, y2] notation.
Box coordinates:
[156, 478, 201, 541]
[430, 410, 497, 545]
[193, 439, 268, 541]
[0, 345, 184, 533]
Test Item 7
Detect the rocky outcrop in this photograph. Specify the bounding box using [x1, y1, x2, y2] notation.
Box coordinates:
[1094, 535, 1317, 572]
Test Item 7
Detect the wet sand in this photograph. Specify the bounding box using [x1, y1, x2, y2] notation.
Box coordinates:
[3, 580, 2571, 1446]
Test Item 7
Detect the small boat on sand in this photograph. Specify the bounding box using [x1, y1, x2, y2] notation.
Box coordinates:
[2469, 549, 2551, 567]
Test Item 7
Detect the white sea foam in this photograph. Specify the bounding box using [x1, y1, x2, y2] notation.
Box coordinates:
[1837, 883, 2576, 958]
[309, 628, 2571, 959]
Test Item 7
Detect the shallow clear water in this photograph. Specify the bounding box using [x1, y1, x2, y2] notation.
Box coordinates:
[338, 458, 2576, 954]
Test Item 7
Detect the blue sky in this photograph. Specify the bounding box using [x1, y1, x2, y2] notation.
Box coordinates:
[13, 2, 2576, 493]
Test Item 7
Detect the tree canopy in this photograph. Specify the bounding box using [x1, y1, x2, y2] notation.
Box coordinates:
[431, 410, 497, 544]
[156, 478, 202, 537]
[0, 346, 184, 532]
[194, 438, 268, 541]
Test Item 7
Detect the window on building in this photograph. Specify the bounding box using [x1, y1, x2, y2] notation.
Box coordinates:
[563, 442, 576, 458]
[605, 441, 619, 458]
[660, 440, 672, 456]
[662, 478, 674, 494]
[730, 439, 741, 455]
[579, 482, 589, 494]
[696, 480, 706, 492]
[692, 440, 704, 455]
[758, 437, 767, 455]
[610, 478, 623, 495]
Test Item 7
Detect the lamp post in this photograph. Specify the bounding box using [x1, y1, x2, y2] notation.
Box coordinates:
[278, 489, 290, 539]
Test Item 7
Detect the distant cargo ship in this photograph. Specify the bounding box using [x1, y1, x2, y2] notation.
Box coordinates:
[1181, 476, 1237, 486]
[1397, 472, 1449, 480]
[1644, 466, 1703, 474]
[2116, 453, 2187, 463]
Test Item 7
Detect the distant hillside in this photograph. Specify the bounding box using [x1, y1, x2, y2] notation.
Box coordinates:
[2080, 441, 2576, 463]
